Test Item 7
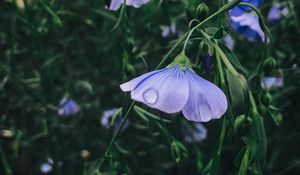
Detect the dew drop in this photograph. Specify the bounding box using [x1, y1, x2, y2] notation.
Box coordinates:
[143, 88, 159, 104]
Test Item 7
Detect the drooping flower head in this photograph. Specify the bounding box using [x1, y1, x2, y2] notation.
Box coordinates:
[120, 54, 227, 122]
[229, 0, 265, 42]
[183, 123, 207, 142]
[58, 97, 80, 116]
[261, 76, 283, 90]
[239, 0, 263, 12]
[108, 0, 150, 11]
[267, 2, 289, 24]
[101, 108, 130, 131]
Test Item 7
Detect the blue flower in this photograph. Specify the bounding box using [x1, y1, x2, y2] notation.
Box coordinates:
[108, 0, 150, 11]
[40, 158, 54, 174]
[120, 64, 227, 122]
[183, 123, 207, 142]
[239, 0, 263, 11]
[202, 55, 213, 74]
[224, 34, 235, 50]
[267, 2, 289, 24]
[161, 23, 176, 38]
[230, 10, 265, 42]
[101, 108, 130, 131]
[229, 0, 265, 42]
[261, 76, 283, 90]
[58, 97, 80, 116]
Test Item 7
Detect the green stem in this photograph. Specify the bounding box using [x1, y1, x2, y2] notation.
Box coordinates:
[209, 118, 227, 175]
[182, 0, 241, 53]
[213, 43, 240, 77]
[155, 33, 187, 69]
[216, 47, 225, 84]
[0, 145, 13, 175]
[249, 91, 258, 114]
[96, 101, 135, 170]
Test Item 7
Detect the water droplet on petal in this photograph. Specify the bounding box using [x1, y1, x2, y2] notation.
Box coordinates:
[143, 88, 159, 104]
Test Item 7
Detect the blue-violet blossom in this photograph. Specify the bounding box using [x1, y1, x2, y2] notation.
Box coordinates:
[58, 97, 80, 116]
[267, 2, 289, 24]
[183, 123, 207, 142]
[108, 0, 150, 11]
[120, 54, 228, 122]
[202, 55, 213, 74]
[101, 108, 130, 131]
[161, 23, 176, 38]
[224, 34, 235, 50]
[40, 158, 54, 174]
[229, 0, 265, 42]
[261, 76, 283, 90]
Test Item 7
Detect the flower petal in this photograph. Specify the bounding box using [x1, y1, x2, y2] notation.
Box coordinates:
[183, 68, 227, 122]
[120, 69, 166, 92]
[230, 13, 265, 42]
[109, 0, 123, 11]
[130, 65, 189, 113]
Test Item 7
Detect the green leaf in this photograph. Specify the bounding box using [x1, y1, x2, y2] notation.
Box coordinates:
[226, 70, 245, 109]
[251, 113, 267, 162]
[234, 145, 247, 167]
[219, 41, 245, 73]
[238, 146, 251, 175]
[211, 26, 224, 39]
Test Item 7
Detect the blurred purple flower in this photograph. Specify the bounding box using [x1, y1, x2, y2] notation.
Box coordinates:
[40, 158, 54, 174]
[183, 123, 207, 142]
[202, 55, 213, 74]
[161, 23, 176, 38]
[101, 108, 130, 131]
[120, 64, 227, 122]
[108, 0, 150, 11]
[267, 2, 289, 24]
[224, 35, 235, 50]
[58, 97, 80, 116]
[229, 0, 265, 42]
[230, 11, 265, 42]
[261, 77, 283, 90]
[239, 0, 263, 12]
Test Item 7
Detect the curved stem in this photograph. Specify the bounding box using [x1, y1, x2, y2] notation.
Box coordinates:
[182, 0, 241, 53]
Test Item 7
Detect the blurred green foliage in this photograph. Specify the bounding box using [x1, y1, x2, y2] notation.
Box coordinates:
[0, 0, 300, 175]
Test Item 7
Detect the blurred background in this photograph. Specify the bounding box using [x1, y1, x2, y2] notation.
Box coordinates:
[0, 0, 300, 174]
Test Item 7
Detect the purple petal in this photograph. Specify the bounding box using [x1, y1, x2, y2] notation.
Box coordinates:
[184, 123, 207, 142]
[101, 108, 130, 131]
[130, 65, 189, 113]
[109, 0, 123, 11]
[161, 26, 170, 38]
[58, 98, 80, 116]
[127, 0, 150, 8]
[230, 12, 265, 42]
[224, 35, 235, 50]
[101, 108, 119, 128]
[120, 69, 165, 91]
[182, 68, 227, 122]
[261, 77, 283, 89]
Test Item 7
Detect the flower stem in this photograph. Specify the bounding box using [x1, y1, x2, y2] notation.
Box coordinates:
[95, 101, 135, 171]
[182, 0, 241, 53]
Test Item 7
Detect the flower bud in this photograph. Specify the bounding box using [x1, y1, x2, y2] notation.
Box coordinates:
[262, 92, 272, 106]
[197, 2, 209, 20]
[234, 115, 250, 137]
[263, 57, 277, 75]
